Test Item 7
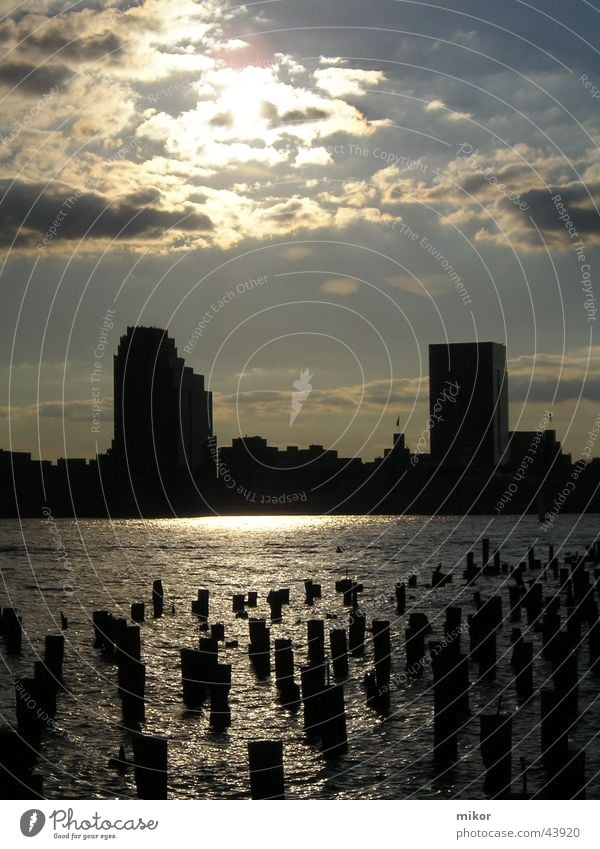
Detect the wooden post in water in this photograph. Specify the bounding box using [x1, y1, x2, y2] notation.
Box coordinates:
[300, 663, 326, 735]
[405, 613, 429, 673]
[395, 582, 406, 615]
[274, 638, 300, 706]
[3, 609, 22, 654]
[152, 580, 164, 618]
[248, 741, 284, 799]
[248, 619, 270, 678]
[119, 659, 146, 726]
[132, 734, 167, 799]
[349, 607, 366, 656]
[131, 603, 145, 622]
[192, 589, 209, 619]
[480, 711, 512, 799]
[209, 664, 232, 731]
[180, 648, 206, 708]
[44, 634, 64, 682]
[372, 620, 391, 687]
[320, 684, 348, 757]
[307, 620, 325, 665]
[330, 628, 349, 678]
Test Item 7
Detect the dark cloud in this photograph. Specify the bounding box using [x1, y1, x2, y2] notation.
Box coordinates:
[510, 375, 600, 404]
[0, 61, 71, 94]
[27, 29, 124, 63]
[279, 107, 329, 124]
[520, 184, 600, 237]
[0, 179, 213, 248]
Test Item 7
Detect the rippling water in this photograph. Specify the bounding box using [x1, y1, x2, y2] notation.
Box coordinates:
[0, 513, 599, 799]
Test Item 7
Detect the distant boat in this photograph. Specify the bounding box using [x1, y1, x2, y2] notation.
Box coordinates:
[336, 545, 344, 553]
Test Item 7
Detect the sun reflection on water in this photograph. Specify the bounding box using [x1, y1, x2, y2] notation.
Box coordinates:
[176, 514, 341, 533]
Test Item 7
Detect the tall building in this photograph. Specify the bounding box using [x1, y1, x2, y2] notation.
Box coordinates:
[112, 326, 212, 476]
[429, 342, 509, 469]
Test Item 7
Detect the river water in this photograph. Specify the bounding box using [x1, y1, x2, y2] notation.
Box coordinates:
[0, 513, 598, 799]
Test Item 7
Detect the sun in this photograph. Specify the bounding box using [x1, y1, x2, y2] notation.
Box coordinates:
[215, 67, 273, 138]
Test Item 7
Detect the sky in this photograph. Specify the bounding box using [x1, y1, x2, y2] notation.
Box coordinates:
[0, 0, 598, 463]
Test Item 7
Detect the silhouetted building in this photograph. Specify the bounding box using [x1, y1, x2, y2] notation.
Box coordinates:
[382, 432, 412, 474]
[429, 342, 509, 469]
[111, 326, 212, 477]
[506, 429, 571, 475]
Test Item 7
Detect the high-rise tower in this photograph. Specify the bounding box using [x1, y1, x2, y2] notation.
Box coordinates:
[428, 342, 509, 469]
[112, 326, 212, 477]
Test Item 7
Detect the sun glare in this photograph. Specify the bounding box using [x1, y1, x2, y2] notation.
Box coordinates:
[218, 68, 269, 136]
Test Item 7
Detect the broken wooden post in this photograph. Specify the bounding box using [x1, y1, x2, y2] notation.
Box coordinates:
[131, 603, 145, 622]
[249, 618, 270, 678]
[274, 638, 300, 707]
[304, 579, 321, 605]
[248, 741, 284, 799]
[267, 590, 284, 623]
[15, 679, 43, 745]
[395, 582, 406, 615]
[444, 607, 462, 651]
[349, 607, 366, 656]
[330, 628, 349, 678]
[307, 619, 325, 665]
[34, 660, 57, 718]
[320, 684, 348, 757]
[551, 633, 578, 715]
[510, 637, 534, 701]
[372, 619, 391, 687]
[300, 663, 326, 735]
[482, 538, 490, 570]
[119, 659, 146, 726]
[209, 664, 231, 731]
[192, 589, 209, 619]
[405, 613, 429, 674]
[540, 688, 570, 770]
[116, 625, 141, 667]
[3, 609, 22, 654]
[152, 580, 164, 618]
[211, 622, 225, 642]
[0, 729, 43, 799]
[180, 648, 205, 708]
[44, 634, 64, 682]
[480, 711, 512, 798]
[132, 734, 167, 799]
[464, 552, 478, 583]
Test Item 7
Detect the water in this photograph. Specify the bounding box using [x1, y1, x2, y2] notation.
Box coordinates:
[0, 513, 598, 799]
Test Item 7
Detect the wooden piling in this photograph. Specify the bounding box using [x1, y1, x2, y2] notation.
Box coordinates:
[152, 580, 164, 618]
[248, 741, 284, 799]
[480, 713, 512, 798]
[132, 734, 168, 799]
[372, 619, 391, 686]
[307, 619, 325, 665]
[330, 628, 349, 678]
[320, 684, 348, 757]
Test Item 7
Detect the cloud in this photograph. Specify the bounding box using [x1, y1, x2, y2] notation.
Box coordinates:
[320, 277, 360, 296]
[314, 67, 386, 98]
[425, 99, 446, 112]
[0, 179, 213, 251]
[0, 61, 72, 94]
[0, 399, 113, 422]
[507, 349, 600, 404]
